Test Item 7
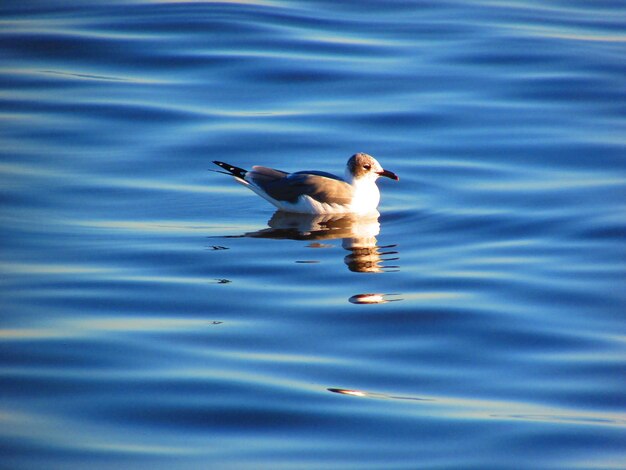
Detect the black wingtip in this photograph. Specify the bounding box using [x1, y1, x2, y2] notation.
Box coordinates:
[212, 161, 247, 179]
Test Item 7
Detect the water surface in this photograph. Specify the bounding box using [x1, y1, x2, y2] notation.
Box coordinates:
[1, 0, 625, 468]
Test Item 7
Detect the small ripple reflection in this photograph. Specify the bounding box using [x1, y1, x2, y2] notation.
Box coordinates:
[348, 293, 403, 305]
[328, 388, 431, 402]
[327, 388, 626, 427]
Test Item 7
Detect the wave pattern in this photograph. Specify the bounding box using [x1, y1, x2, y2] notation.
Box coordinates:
[1, 0, 625, 468]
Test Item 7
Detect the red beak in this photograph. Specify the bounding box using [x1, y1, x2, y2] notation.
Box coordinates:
[378, 169, 399, 181]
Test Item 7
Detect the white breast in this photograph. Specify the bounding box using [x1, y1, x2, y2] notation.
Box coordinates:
[349, 179, 381, 214]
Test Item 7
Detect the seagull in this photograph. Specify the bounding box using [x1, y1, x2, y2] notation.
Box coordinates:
[212, 153, 398, 214]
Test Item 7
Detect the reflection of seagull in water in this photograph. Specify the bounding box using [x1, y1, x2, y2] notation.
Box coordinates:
[212, 153, 398, 215]
[232, 211, 399, 273]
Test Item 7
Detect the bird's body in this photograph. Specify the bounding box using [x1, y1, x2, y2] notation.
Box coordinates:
[212, 153, 398, 215]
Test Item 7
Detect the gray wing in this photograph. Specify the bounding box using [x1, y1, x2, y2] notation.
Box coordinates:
[291, 170, 344, 182]
[248, 166, 353, 204]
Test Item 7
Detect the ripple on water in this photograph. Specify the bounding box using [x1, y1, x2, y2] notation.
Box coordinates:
[1, 0, 625, 468]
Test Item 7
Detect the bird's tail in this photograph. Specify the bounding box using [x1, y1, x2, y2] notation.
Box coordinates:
[212, 161, 247, 180]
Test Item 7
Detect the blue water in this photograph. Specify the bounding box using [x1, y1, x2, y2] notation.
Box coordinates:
[1, 1, 625, 468]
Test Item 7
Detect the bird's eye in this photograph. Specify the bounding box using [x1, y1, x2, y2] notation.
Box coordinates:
[363, 164, 371, 170]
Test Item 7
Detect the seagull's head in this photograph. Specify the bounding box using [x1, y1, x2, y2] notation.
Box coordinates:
[346, 153, 399, 183]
